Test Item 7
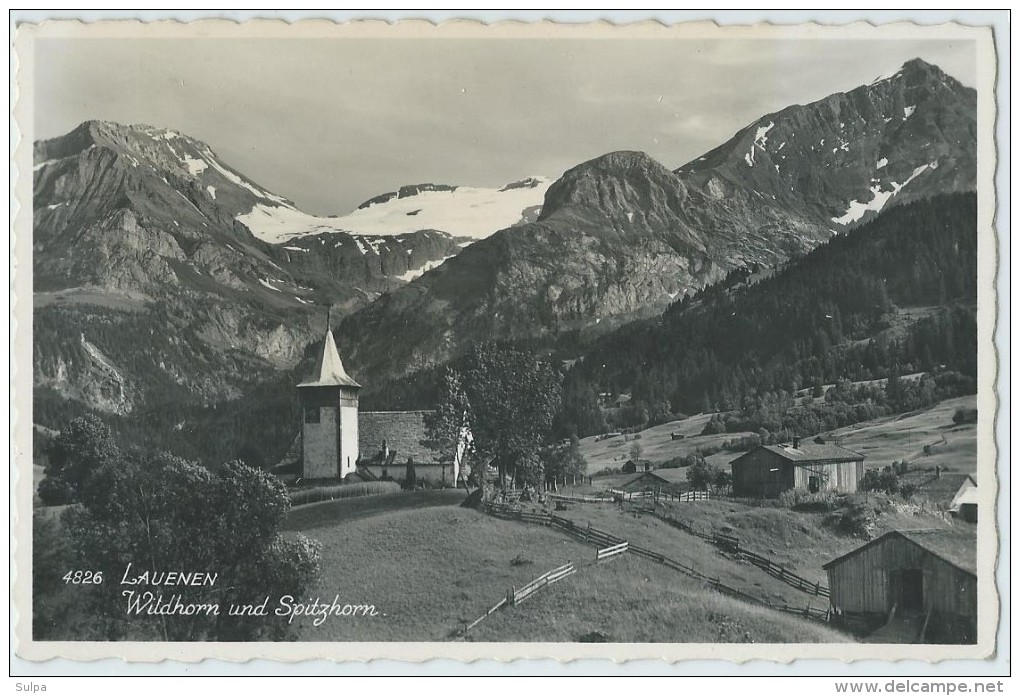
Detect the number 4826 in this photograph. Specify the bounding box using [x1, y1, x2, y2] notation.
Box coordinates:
[62, 570, 103, 585]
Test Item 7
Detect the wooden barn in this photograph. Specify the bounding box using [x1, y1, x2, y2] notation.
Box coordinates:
[823, 529, 977, 643]
[951, 487, 979, 523]
[730, 439, 864, 498]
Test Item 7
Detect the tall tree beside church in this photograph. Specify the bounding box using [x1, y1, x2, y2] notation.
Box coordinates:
[422, 368, 473, 479]
[459, 344, 562, 489]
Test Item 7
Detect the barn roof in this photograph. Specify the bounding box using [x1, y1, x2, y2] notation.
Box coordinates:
[757, 442, 864, 463]
[359, 410, 437, 465]
[902, 471, 976, 503]
[952, 487, 980, 509]
[822, 529, 977, 577]
[297, 329, 361, 389]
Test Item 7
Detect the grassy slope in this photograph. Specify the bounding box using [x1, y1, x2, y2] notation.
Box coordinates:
[550, 502, 841, 600]
[824, 395, 978, 475]
[287, 505, 849, 643]
[639, 497, 967, 585]
[579, 413, 754, 472]
[583, 395, 978, 480]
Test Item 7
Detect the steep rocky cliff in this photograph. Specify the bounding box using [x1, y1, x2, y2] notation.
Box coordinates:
[32, 121, 466, 417]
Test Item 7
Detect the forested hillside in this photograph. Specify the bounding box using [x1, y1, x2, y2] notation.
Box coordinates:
[560, 193, 977, 436]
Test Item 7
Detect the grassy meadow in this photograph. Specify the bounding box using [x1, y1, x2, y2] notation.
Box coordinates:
[581, 395, 978, 481]
[286, 502, 850, 643]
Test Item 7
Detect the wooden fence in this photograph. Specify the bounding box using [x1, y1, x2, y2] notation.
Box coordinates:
[462, 560, 578, 635]
[481, 502, 832, 625]
[638, 507, 830, 599]
[547, 492, 616, 505]
[595, 541, 629, 562]
[510, 562, 577, 605]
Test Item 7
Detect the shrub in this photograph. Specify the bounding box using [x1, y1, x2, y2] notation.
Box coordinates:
[686, 459, 727, 490]
[900, 483, 919, 500]
[861, 467, 900, 494]
[404, 458, 417, 490]
[952, 407, 978, 425]
[288, 480, 401, 506]
[38, 475, 74, 506]
[823, 494, 891, 539]
[781, 490, 842, 512]
[42, 415, 119, 504]
[701, 415, 727, 435]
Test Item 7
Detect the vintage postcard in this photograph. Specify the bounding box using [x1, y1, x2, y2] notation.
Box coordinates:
[11, 17, 1002, 666]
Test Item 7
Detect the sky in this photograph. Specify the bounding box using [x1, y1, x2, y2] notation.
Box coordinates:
[33, 37, 976, 215]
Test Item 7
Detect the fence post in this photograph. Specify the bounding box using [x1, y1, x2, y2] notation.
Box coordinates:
[814, 581, 820, 597]
[585, 522, 591, 544]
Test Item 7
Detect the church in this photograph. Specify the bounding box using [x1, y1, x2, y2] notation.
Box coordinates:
[275, 328, 467, 487]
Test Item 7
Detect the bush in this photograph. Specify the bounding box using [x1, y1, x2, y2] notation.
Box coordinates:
[781, 490, 842, 512]
[952, 407, 978, 425]
[288, 480, 401, 506]
[404, 459, 417, 490]
[686, 459, 727, 490]
[42, 415, 119, 503]
[38, 475, 74, 506]
[823, 494, 892, 539]
[860, 467, 900, 494]
[900, 483, 919, 500]
[701, 415, 727, 436]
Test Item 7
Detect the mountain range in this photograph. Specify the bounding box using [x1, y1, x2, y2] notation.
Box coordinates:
[338, 58, 976, 382]
[31, 58, 977, 457]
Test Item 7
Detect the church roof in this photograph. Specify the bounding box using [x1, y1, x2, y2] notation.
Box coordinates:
[297, 329, 362, 389]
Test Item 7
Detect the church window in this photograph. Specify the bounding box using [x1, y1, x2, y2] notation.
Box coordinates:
[304, 406, 320, 424]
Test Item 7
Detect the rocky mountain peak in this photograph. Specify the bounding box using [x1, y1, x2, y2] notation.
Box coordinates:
[539, 150, 684, 223]
[674, 58, 975, 230]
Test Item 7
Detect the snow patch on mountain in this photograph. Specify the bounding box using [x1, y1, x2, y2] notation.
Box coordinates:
[754, 122, 775, 148]
[395, 256, 451, 282]
[831, 162, 936, 226]
[335, 181, 551, 240]
[184, 155, 208, 176]
[236, 178, 551, 243]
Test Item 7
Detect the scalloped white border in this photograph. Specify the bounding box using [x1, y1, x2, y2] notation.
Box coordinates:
[9, 16, 1001, 667]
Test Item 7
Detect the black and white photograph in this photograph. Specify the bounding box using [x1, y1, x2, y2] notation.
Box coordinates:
[11, 16, 1002, 667]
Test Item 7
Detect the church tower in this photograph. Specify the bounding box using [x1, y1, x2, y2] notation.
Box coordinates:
[297, 328, 361, 479]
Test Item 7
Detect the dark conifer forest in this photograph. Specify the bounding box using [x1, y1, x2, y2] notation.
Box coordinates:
[558, 193, 977, 437]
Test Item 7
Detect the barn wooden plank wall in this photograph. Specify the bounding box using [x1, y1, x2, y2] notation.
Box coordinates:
[826, 535, 976, 617]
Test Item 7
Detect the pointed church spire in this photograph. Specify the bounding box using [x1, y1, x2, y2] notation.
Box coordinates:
[298, 327, 362, 388]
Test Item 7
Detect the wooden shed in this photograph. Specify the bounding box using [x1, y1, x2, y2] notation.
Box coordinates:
[730, 440, 864, 497]
[823, 529, 977, 643]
